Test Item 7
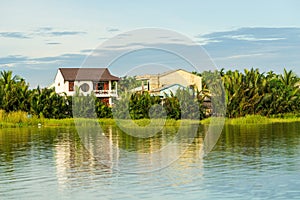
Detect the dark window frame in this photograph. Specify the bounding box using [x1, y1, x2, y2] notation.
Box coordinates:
[69, 81, 74, 91]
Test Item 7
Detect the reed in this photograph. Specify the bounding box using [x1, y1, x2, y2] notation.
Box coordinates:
[6, 111, 29, 124]
[225, 114, 300, 125]
[0, 110, 5, 121]
[1, 109, 300, 129]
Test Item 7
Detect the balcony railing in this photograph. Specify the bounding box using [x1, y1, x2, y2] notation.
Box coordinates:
[94, 90, 117, 96]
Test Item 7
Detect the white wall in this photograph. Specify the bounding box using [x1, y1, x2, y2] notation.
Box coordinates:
[54, 70, 117, 101]
[74, 81, 93, 95]
[54, 70, 66, 94]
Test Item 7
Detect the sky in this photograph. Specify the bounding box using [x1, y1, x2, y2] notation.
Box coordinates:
[1, 0, 300, 87]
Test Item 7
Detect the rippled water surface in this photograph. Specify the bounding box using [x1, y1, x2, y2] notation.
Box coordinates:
[0, 123, 299, 200]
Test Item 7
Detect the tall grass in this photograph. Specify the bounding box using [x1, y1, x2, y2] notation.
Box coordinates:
[0, 110, 5, 122]
[1, 109, 300, 128]
[226, 115, 269, 125]
[0, 109, 46, 127]
[0, 110, 29, 127]
[225, 114, 300, 125]
[6, 111, 29, 124]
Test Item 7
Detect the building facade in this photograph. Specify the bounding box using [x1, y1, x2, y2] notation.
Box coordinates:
[136, 69, 202, 96]
[54, 68, 120, 105]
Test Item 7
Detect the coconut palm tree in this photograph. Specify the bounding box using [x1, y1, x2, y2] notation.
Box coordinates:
[0, 70, 30, 112]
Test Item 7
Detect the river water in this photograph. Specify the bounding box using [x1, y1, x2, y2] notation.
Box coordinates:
[0, 122, 299, 199]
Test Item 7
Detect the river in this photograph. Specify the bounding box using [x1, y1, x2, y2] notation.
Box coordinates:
[0, 122, 299, 199]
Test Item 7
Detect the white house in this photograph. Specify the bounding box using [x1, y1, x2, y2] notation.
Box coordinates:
[54, 68, 120, 106]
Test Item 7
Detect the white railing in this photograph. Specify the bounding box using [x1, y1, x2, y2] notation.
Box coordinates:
[94, 90, 117, 96]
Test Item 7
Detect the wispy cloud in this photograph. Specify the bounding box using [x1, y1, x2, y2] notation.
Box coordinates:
[35, 27, 86, 37]
[47, 31, 86, 36]
[196, 27, 300, 73]
[106, 28, 120, 32]
[0, 27, 86, 41]
[215, 53, 265, 60]
[1, 27, 300, 87]
[0, 53, 86, 67]
[46, 42, 61, 45]
[0, 55, 28, 65]
[226, 34, 285, 41]
[197, 27, 300, 44]
[0, 32, 30, 39]
[80, 49, 94, 53]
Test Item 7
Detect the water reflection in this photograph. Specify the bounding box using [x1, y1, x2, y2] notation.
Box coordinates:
[0, 123, 300, 199]
[55, 125, 204, 179]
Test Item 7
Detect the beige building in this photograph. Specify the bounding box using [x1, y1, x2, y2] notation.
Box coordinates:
[136, 69, 202, 96]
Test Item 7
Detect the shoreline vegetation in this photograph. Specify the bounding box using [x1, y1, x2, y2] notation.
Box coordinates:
[1, 109, 300, 128]
[1, 68, 300, 129]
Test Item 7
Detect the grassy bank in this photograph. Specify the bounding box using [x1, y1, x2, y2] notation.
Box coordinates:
[0, 110, 200, 128]
[0, 110, 75, 128]
[1, 110, 300, 128]
[200, 114, 300, 125]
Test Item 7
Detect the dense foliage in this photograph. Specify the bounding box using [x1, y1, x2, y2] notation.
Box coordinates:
[0, 71, 72, 118]
[113, 89, 206, 120]
[221, 68, 300, 117]
[0, 69, 299, 120]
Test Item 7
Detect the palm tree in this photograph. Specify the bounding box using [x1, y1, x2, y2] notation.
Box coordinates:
[280, 68, 298, 87]
[0, 70, 30, 112]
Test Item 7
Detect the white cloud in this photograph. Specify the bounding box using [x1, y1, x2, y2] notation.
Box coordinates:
[196, 39, 221, 46]
[214, 53, 265, 61]
[226, 34, 285, 41]
[1, 63, 14, 67]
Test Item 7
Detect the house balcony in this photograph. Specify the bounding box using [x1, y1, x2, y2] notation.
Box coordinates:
[94, 90, 118, 97]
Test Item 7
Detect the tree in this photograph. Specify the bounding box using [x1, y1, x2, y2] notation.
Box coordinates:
[0, 71, 31, 112]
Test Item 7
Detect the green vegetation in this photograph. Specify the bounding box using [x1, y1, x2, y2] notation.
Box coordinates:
[1, 68, 300, 127]
[227, 114, 300, 125]
[1, 110, 300, 128]
[0, 70, 110, 119]
[0, 110, 202, 128]
[201, 114, 300, 125]
[196, 68, 300, 118]
[0, 70, 71, 118]
[221, 68, 300, 117]
[113, 88, 206, 120]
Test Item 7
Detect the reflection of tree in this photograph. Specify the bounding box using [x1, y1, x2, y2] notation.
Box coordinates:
[0, 129, 28, 163]
[0, 127, 60, 177]
[216, 123, 300, 157]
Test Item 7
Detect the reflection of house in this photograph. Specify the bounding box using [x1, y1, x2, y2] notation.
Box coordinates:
[54, 128, 118, 187]
[54, 68, 120, 105]
[136, 69, 202, 96]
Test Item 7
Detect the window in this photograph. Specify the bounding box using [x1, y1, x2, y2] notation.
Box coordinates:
[69, 81, 74, 91]
[93, 81, 108, 90]
[80, 83, 90, 92]
[98, 82, 104, 90]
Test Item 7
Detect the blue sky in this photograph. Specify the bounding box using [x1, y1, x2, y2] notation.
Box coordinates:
[1, 0, 300, 87]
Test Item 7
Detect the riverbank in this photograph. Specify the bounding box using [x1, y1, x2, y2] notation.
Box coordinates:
[201, 114, 300, 125]
[0, 117, 199, 128]
[1, 110, 300, 128]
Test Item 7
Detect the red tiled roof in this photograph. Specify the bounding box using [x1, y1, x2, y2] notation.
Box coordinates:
[59, 68, 120, 81]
